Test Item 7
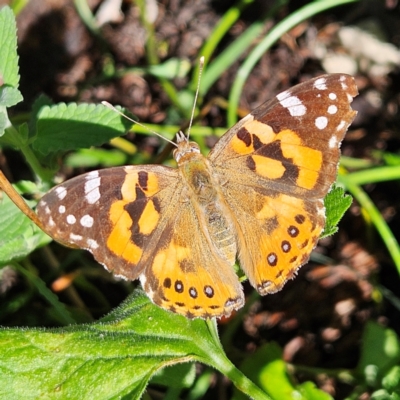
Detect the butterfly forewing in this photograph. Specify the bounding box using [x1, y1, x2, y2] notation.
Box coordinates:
[37, 166, 181, 279]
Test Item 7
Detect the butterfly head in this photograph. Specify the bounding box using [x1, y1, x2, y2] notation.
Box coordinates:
[173, 131, 201, 163]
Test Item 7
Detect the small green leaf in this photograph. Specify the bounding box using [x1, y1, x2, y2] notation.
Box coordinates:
[147, 57, 191, 79]
[358, 321, 400, 384]
[235, 342, 331, 400]
[33, 103, 133, 155]
[382, 366, 400, 392]
[65, 148, 127, 168]
[322, 185, 352, 238]
[0, 190, 51, 266]
[0, 85, 23, 107]
[297, 381, 333, 400]
[235, 342, 298, 399]
[0, 111, 6, 136]
[0, 6, 20, 88]
[0, 290, 246, 399]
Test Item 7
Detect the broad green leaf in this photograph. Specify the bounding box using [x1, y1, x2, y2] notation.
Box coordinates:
[0, 6, 20, 88]
[0, 290, 266, 399]
[33, 103, 133, 155]
[0, 191, 51, 266]
[358, 321, 400, 385]
[150, 363, 196, 389]
[28, 93, 54, 139]
[322, 185, 352, 238]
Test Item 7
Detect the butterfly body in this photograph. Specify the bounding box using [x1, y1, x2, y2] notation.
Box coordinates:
[37, 74, 358, 319]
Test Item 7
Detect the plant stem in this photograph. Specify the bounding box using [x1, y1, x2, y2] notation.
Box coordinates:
[339, 173, 400, 276]
[227, 0, 359, 126]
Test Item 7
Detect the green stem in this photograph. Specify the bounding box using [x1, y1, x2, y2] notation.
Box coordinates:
[227, 0, 359, 126]
[136, 0, 185, 116]
[73, 0, 100, 36]
[213, 355, 271, 400]
[339, 173, 400, 276]
[343, 166, 400, 185]
[198, 319, 271, 399]
[191, 0, 255, 91]
[200, 0, 288, 96]
[20, 144, 53, 183]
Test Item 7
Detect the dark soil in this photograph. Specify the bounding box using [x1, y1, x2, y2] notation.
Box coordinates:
[3, 0, 400, 398]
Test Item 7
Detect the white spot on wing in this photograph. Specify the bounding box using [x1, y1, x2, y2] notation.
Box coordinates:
[45, 206, 51, 215]
[48, 217, 55, 227]
[328, 105, 338, 114]
[80, 214, 94, 228]
[58, 205, 66, 214]
[55, 186, 67, 200]
[278, 95, 307, 116]
[85, 171, 101, 205]
[276, 90, 290, 101]
[70, 233, 83, 241]
[86, 238, 99, 249]
[66, 214, 76, 224]
[315, 116, 328, 130]
[314, 77, 327, 90]
[329, 135, 338, 148]
[337, 120, 346, 131]
[329, 92, 337, 100]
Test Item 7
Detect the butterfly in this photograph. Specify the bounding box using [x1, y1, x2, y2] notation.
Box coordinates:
[36, 74, 358, 319]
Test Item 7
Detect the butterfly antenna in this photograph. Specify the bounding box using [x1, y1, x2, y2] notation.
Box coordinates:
[101, 101, 178, 147]
[186, 56, 204, 140]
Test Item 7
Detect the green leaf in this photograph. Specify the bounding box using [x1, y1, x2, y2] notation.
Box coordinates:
[322, 185, 352, 238]
[297, 381, 333, 400]
[0, 189, 51, 266]
[357, 321, 400, 386]
[33, 103, 133, 155]
[150, 363, 196, 389]
[234, 342, 297, 399]
[28, 93, 54, 138]
[382, 366, 400, 392]
[0, 111, 6, 136]
[0, 290, 258, 399]
[65, 148, 127, 168]
[234, 342, 331, 400]
[0, 6, 20, 88]
[147, 57, 191, 79]
[0, 85, 23, 107]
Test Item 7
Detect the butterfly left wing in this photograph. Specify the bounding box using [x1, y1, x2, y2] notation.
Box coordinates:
[209, 74, 358, 294]
[37, 165, 244, 318]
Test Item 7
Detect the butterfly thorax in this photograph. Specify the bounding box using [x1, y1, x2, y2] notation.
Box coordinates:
[175, 138, 237, 265]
